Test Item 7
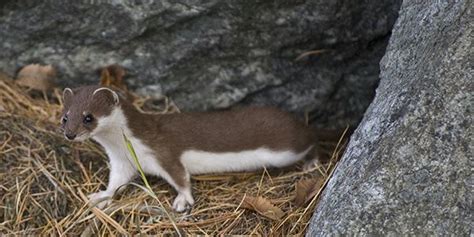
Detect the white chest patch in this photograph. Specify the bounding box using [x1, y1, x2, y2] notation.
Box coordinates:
[181, 146, 312, 174]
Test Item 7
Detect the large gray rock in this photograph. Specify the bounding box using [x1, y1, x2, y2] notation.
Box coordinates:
[307, 0, 472, 236]
[0, 0, 400, 127]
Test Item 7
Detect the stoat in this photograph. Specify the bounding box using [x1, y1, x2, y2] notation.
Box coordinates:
[61, 85, 320, 212]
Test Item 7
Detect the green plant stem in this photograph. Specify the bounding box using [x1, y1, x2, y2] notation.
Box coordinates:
[122, 131, 182, 236]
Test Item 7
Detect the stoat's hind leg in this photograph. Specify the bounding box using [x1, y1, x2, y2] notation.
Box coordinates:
[302, 144, 324, 172]
[303, 158, 322, 172]
[157, 161, 194, 212]
[172, 184, 194, 212]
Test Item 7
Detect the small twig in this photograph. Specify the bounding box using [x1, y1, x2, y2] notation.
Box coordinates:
[77, 189, 128, 235]
[295, 49, 327, 61]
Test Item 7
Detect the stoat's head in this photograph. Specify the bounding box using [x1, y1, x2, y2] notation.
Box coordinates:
[60, 85, 120, 141]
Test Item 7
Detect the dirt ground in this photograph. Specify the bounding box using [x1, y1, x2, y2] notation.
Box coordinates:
[0, 75, 347, 236]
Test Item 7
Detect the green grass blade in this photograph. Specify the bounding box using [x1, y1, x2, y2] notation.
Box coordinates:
[122, 131, 182, 236]
[122, 132, 156, 198]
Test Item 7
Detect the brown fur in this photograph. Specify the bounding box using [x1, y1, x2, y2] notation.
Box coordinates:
[62, 85, 320, 210]
[121, 101, 318, 187]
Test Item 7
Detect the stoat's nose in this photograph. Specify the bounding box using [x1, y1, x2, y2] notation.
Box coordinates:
[65, 133, 76, 140]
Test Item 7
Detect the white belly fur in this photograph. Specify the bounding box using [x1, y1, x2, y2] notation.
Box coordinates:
[181, 146, 312, 174]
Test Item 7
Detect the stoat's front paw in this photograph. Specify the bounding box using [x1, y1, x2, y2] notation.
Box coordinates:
[88, 191, 112, 209]
[172, 193, 194, 212]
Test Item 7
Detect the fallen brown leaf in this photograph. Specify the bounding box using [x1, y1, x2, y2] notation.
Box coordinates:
[294, 177, 325, 207]
[16, 64, 57, 92]
[100, 64, 127, 91]
[241, 196, 285, 221]
[99, 64, 138, 103]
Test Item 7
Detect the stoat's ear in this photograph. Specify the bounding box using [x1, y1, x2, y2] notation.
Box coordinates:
[62, 88, 74, 107]
[92, 87, 120, 106]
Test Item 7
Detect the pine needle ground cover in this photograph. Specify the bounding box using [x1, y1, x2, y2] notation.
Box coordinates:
[0, 76, 347, 236]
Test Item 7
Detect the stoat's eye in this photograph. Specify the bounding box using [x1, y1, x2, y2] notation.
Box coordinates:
[83, 114, 94, 124]
[62, 115, 68, 124]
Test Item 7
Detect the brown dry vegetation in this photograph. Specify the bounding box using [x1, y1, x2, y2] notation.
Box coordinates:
[0, 74, 347, 236]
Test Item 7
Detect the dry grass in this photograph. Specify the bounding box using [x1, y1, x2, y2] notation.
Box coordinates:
[0, 75, 348, 236]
